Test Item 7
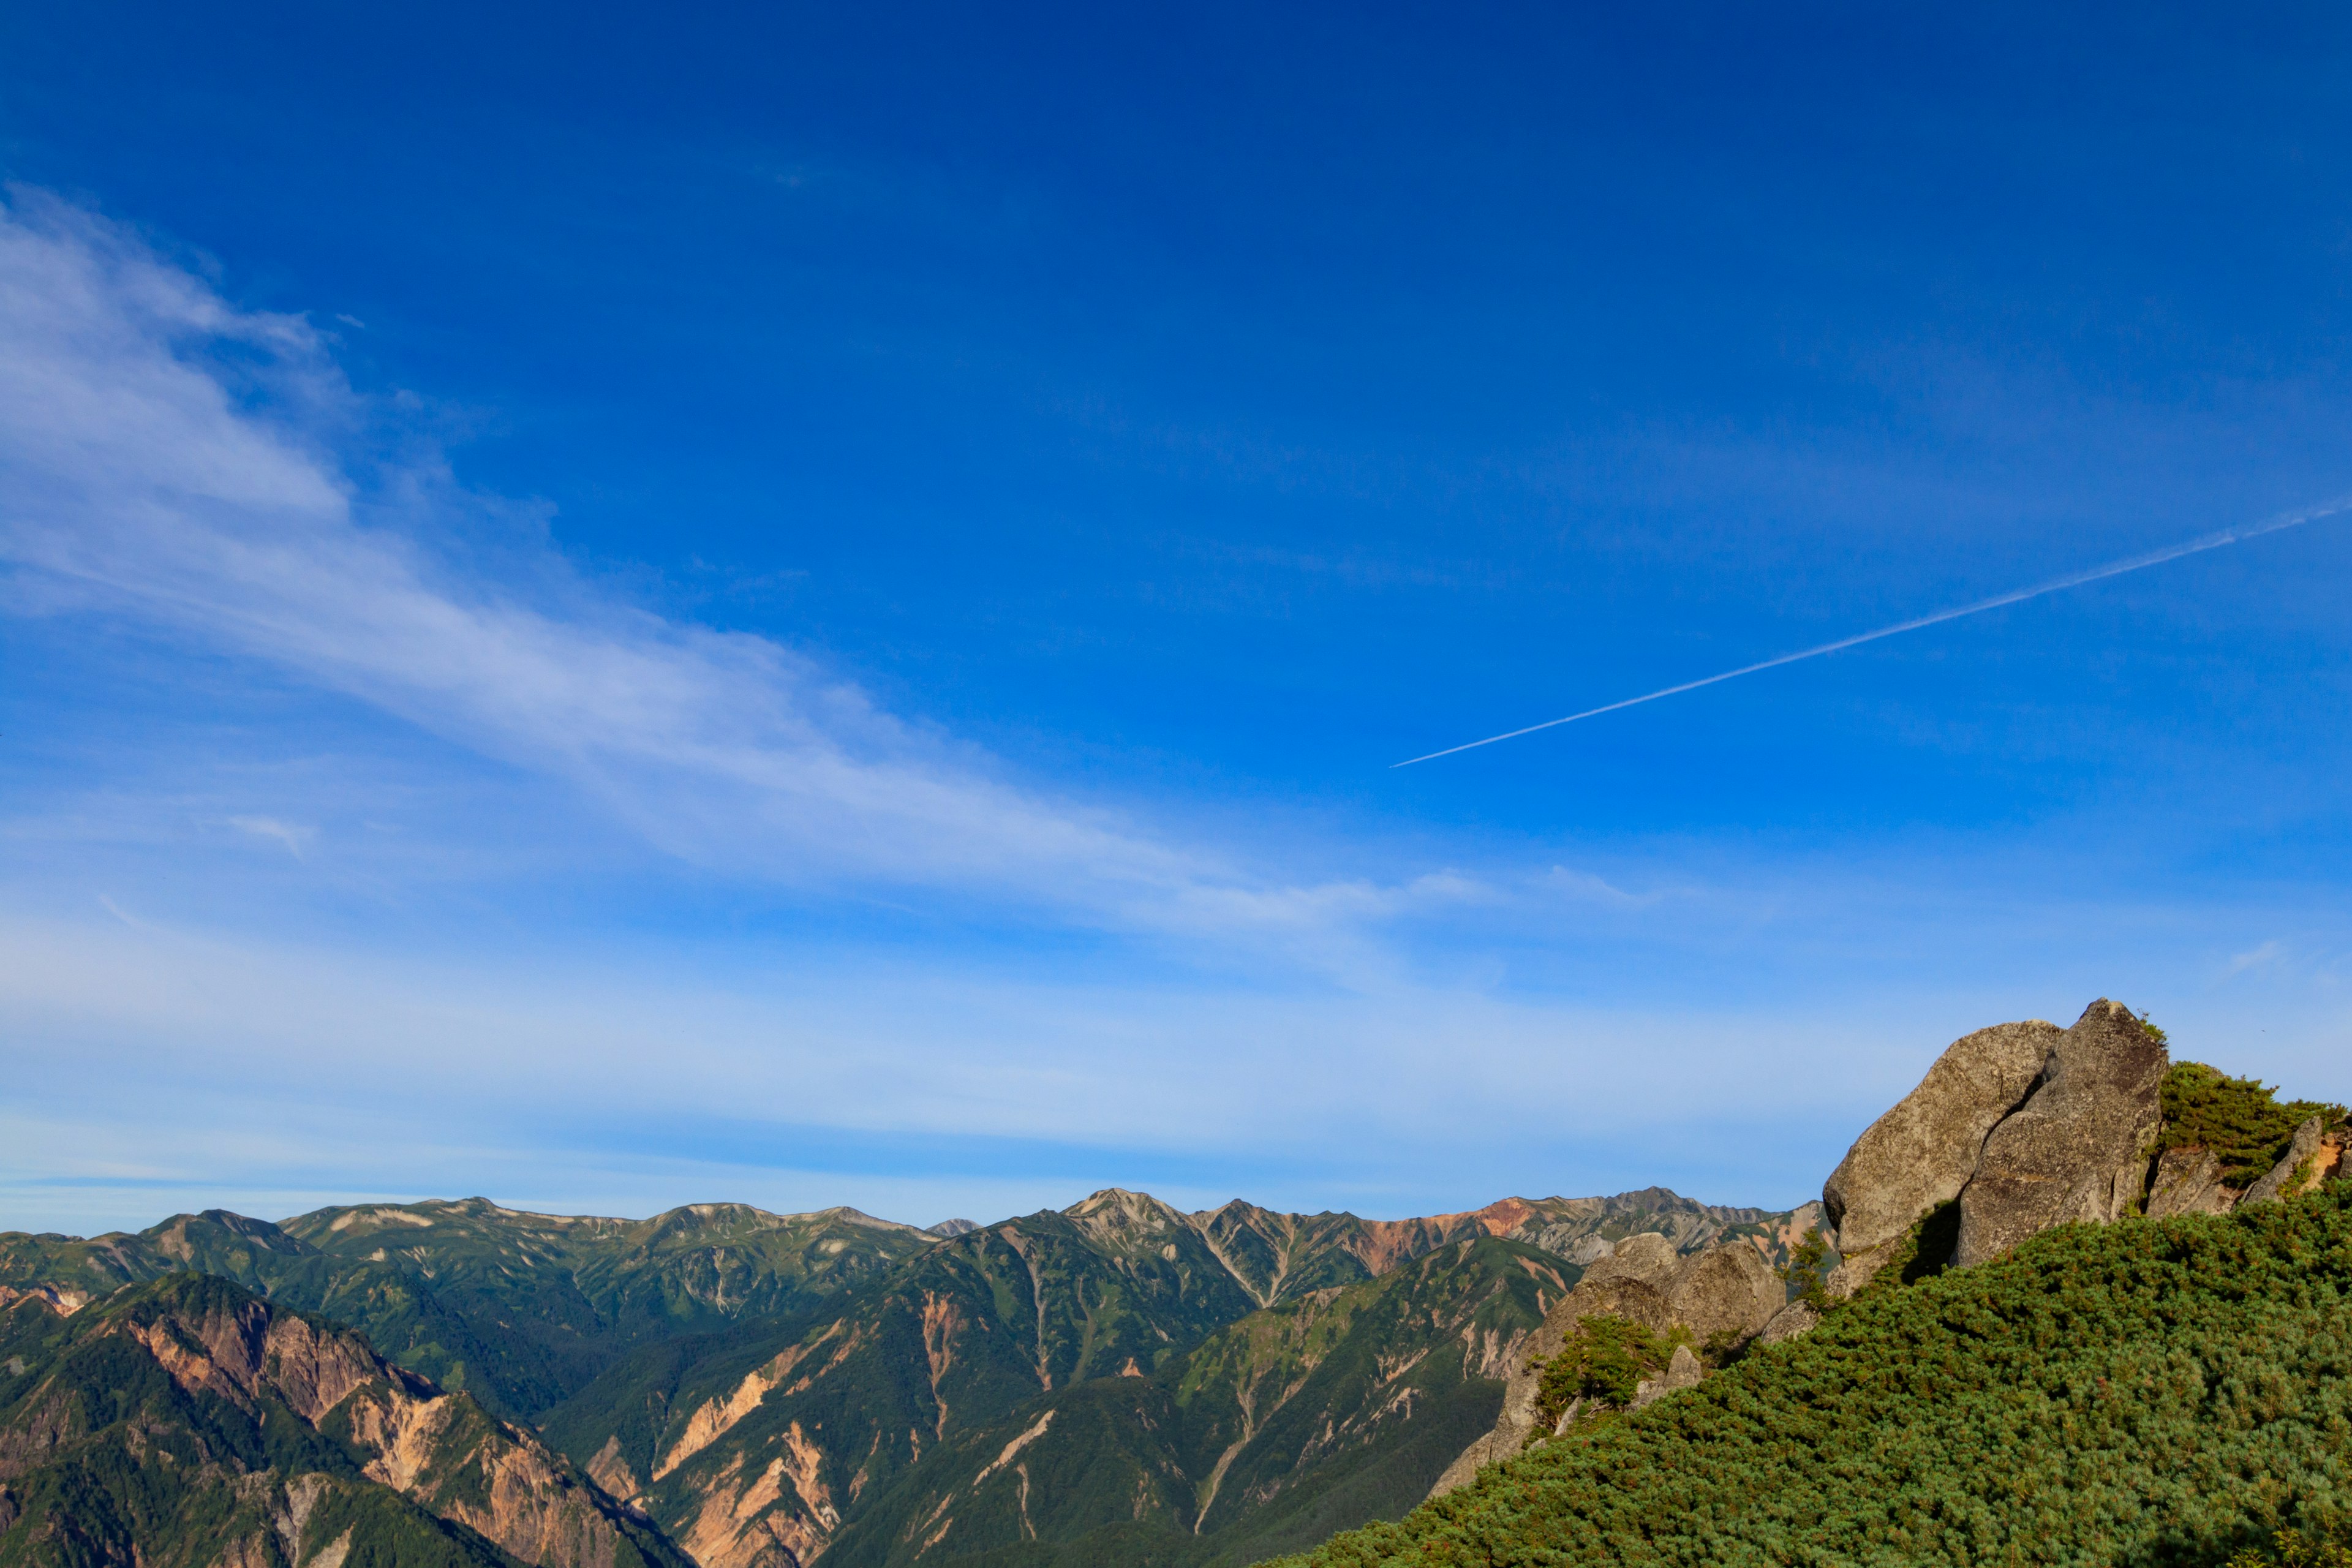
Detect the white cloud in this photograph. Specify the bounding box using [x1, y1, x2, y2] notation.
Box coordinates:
[2225, 939, 2283, 978]
[0, 189, 1442, 965]
[228, 815, 314, 857]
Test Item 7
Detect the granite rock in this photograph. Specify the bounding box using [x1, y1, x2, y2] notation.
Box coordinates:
[1428, 1232, 1771, 1498]
[1665, 1240, 1785, 1346]
[2143, 1145, 2239, 1218]
[1755, 1298, 1819, 1345]
[1822, 1019, 2059, 1295]
[2241, 1117, 2328, 1206]
[1629, 1343, 1705, 1409]
[1954, 1000, 2166, 1267]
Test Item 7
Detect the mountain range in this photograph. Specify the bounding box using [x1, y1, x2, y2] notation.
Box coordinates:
[1, 1186, 1808, 1566]
[15, 999, 2335, 1566]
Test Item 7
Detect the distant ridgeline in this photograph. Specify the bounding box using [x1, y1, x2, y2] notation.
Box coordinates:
[0, 1186, 1804, 1566]
[4, 999, 2343, 1568]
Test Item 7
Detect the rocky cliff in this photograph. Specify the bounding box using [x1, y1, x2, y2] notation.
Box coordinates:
[0, 1273, 687, 1568]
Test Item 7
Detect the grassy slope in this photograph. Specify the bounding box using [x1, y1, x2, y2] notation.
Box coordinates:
[1276, 1184, 2352, 1568]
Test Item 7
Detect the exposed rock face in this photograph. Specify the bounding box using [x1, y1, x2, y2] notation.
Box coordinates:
[2144, 1146, 2240, 1218]
[1821, 1019, 2059, 1295]
[1664, 1241, 1784, 1344]
[2242, 1117, 2329, 1206]
[1755, 1299, 1819, 1344]
[1, 1276, 682, 1568]
[1572, 1231, 1681, 1321]
[1629, 1343, 1704, 1409]
[1427, 1234, 1785, 1498]
[1955, 1000, 2167, 1267]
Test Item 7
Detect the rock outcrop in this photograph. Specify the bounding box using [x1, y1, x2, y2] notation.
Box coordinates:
[2242, 1117, 2329, 1205]
[1427, 1234, 1783, 1498]
[1629, 1343, 1704, 1409]
[1755, 1299, 1819, 1344]
[1820, 1019, 2060, 1295]
[2144, 1145, 2239, 1218]
[1664, 1240, 1784, 1344]
[1954, 1000, 2167, 1266]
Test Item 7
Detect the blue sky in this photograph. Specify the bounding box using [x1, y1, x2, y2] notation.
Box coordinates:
[4, 3, 2351, 1234]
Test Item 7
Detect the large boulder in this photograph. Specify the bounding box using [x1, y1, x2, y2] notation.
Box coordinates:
[2241, 1117, 2329, 1206]
[1954, 1000, 2166, 1266]
[1821, 1019, 2059, 1295]
[1665, 1241, 1784, 1344]
[2144, 1145, 2239, 1218]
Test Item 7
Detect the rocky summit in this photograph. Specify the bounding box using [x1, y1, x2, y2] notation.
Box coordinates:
[2, 998, 2346, 1567]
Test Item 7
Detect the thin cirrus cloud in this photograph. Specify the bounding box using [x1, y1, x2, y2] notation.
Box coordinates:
[0, 190, 1437, 959]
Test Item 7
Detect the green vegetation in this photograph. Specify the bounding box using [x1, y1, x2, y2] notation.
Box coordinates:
[0, 1189, 1852, 1565]
[0, 1274, 691, 1568]
[0, 1200, 935, 1422]
[2158, 1063, 2345, 1186]
[1526, 1314, 1692, 1434]
[1776, 1226, 1833, 1311]
[815, 1238, 1573, 1567]
[1273, 1183, 2352, 1567]
[2228, 1530, 2352, 1568]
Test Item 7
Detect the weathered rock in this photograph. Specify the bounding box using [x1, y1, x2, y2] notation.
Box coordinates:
[1428, 1232, 1780, 1498]
[1629, 1343, 1705, 1410]
[1580, 1231, 1681, 1292]
[1664, 1242, 1784, 1346]
[2241, 1117, 2329, 1205]
[1755, 1298, 1819, 1344]
[1821, 1019, 2059, 1295]
[1954, 1000, 2166, 1267]
[2144, 1146, 2239, 1218]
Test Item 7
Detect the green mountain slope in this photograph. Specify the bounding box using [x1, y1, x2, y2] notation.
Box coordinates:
[0, 1185, 1802, 1566]
[560, 1196, 1284, 1566]
[1, 1200, 938, 1422]
[817, 1236, 1578, 1568]
[1276, 1183, 2352, 1568]
[0, 1275, 688, 1568]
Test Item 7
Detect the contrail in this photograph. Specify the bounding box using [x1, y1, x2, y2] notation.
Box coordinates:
[1393, 494, 2352, 768]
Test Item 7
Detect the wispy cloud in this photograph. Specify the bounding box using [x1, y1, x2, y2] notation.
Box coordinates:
[228, 815, 314, 857]
[2225, 940, 2283, 979]
[0, 190, 1444, 966]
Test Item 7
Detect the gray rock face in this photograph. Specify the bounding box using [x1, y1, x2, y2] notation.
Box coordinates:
[1664, 1242, 1784, 1345]
[2144, 1146, 2239, 1218]
[1629, 1343, 1705, 1409]
[1755, 1298, 1819, 1344]
[2241, 1117, 2328, 1206]
[1428, 1232, 1783, 1498]
[1954, 1000, 2167, 1267]
[1821, 1019, 2059, 1295]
